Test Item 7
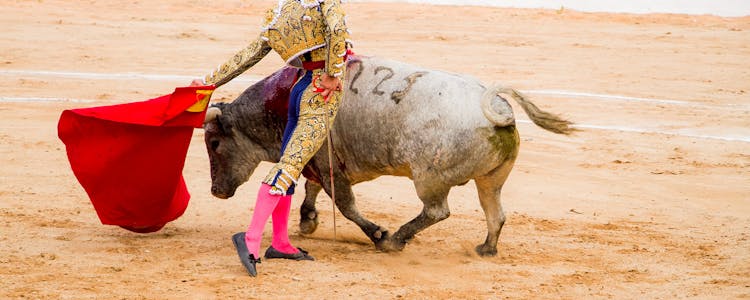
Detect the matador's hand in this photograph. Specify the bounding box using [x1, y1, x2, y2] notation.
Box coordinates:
[318, 74, 342, 98]
[189, 79, 205, 87]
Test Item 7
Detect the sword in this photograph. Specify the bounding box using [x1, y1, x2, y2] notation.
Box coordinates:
[314, 75, 339, 242]
[324, 99, 337, 243]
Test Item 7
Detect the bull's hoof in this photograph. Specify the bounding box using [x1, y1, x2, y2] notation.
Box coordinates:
[369, 227, 389, 244]
[475, 244, 498, 257]
[299, 210, 319, 235]
[376, 237, 406, 253]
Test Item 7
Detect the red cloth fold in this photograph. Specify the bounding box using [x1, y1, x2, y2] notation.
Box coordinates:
[57, 85, 215, 233]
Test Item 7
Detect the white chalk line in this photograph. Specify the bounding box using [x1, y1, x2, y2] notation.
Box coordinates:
[522, 90, 749, 110]
[516, 120, 750, 143]
[2, 69, 748, 143]
[0, 69, 260, 85]
[0, 97, 96, 103]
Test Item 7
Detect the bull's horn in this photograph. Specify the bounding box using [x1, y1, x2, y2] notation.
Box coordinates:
[204, 106, 222, 123]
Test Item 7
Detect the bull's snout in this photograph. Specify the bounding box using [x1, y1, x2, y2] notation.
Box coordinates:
[211, 185, 233, 199]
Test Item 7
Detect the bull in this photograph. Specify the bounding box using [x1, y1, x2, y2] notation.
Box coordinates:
[203, 56, 573, 256]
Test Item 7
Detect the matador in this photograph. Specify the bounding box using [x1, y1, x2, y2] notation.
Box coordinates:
[194, 0, 352, 277]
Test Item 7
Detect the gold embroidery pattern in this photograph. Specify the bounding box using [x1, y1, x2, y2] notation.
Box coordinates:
[321, 0, 349, 77]
[263, 69, 345, 187]
[261, 0, 350, 77]
[203, 39, 272, 88]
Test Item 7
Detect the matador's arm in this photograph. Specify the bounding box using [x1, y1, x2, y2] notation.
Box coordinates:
[321, 0, 350, 78]
[203, 38, 272, 88]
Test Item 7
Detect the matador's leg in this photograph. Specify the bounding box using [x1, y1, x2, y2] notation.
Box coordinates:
[263, 69, 344, 195]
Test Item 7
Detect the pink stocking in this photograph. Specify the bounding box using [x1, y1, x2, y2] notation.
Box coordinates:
[244, 184, 281, 258]
[271, 194, 299, 254]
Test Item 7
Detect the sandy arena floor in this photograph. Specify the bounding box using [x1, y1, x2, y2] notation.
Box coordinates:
[1, 1, 749, 299]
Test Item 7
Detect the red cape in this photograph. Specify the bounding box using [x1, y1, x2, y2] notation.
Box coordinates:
[57, 86, 215, 233]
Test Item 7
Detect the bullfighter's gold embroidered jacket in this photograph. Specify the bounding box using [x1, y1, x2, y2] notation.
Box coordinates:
[204, 0, 351, 87]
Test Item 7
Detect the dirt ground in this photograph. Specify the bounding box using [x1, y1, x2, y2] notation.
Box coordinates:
[1, 0, 749, 299]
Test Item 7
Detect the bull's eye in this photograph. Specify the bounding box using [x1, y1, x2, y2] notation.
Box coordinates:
[211, 140, 220, 151]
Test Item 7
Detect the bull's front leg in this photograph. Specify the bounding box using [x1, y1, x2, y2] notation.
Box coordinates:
[332, 182, 390, 245]
[299, 180, 322, 235]
[314, 161, 390, 245]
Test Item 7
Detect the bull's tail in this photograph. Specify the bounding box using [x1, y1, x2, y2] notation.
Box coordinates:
[481, 84, 576, 135]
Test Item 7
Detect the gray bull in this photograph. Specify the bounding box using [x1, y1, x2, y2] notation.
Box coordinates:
[204, 56, 573, 256]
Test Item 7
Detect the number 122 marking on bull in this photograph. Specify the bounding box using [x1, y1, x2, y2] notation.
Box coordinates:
[348, 63, 427, 104]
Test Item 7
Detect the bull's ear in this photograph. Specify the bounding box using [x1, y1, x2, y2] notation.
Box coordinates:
[217, 114, 234, 135]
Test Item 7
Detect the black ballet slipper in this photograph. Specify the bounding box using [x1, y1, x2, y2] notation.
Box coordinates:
[264, 246, 315, 261]
[231, 232, 261, 277]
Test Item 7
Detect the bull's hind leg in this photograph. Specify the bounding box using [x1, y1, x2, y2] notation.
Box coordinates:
[474, 160, 515, 256]
[299, 180, 322, 235]
[379, 183, 451, 252]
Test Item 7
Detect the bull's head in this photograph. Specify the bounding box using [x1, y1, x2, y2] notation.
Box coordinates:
[203, 104, 270, 199]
